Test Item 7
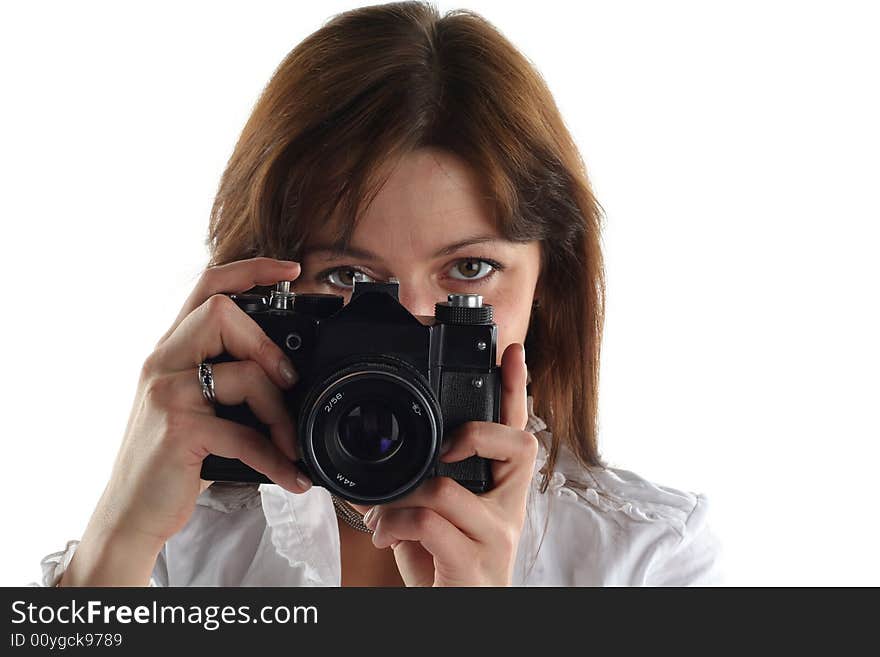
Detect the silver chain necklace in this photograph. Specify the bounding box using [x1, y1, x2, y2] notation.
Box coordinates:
[331, 494, 374, 534]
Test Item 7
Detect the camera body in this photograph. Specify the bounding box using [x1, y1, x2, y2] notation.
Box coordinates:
[200, 279, 500, 504]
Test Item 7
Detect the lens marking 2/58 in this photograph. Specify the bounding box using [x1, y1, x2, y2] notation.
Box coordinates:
[324, 392, 343, 414]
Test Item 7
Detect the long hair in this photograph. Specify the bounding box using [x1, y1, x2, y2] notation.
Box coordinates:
[207, 1, 607, 490]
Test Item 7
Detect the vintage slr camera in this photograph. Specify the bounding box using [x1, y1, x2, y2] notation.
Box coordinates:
[200, 278, 500, 504]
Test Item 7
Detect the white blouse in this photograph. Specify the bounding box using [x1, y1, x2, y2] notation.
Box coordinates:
[37, 397, 724, 586]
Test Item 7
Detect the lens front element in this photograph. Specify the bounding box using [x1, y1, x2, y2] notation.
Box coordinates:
[338, 402, 403, 463]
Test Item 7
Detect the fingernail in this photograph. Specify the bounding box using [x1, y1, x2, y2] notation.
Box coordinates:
[390, 540, 401, 549]
[279, 358, 298, 386]
[363, 506, 377, 528]
[521, 343, 527, 363]
[296, 474, 312, 492]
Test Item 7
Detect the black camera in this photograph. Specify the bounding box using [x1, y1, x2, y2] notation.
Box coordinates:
[200, 279, 500, 504]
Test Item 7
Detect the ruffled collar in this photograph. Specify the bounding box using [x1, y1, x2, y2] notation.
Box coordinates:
[525, 394, 584, 494]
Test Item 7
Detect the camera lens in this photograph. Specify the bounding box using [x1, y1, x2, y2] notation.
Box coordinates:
[337, 402, 402, 462]
[299, 357, 442, 504]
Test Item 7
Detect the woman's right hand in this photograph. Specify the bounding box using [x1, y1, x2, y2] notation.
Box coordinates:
[60, 257, 310, 586]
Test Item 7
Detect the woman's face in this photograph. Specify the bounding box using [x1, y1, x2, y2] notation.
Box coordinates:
[292, 147, 542, 366]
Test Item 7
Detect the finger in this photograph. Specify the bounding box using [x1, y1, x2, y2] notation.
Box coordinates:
[157, 257, 301, 347]
[150, 292, 297, 391]
[370, 507, 474, 564]
[150, 361, 298, 462]
[186, 413, 311, 493]
[500, 342, 528, 430]
[363, 476, 493, 541]
[438, 421, 539, 505]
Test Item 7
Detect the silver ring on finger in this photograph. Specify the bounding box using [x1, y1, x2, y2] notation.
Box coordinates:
[198, 362, 217, 404]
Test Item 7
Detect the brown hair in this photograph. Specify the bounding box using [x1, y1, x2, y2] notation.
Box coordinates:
[207, 1, 607, 490]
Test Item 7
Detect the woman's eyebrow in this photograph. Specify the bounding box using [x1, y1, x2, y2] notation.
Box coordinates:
[303, 235, 506, 261]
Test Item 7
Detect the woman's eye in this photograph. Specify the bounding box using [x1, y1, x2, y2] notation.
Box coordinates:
[319, 258, 502, 290]
[448, 258, 498, 282]
[324, 267, 375, 289]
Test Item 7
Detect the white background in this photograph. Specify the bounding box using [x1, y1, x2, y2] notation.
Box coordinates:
[1, 0, 877, 586]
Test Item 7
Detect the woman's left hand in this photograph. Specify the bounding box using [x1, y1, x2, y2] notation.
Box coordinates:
[362, 342, 538, 586]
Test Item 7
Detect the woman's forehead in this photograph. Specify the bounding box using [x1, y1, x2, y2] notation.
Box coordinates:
[361, 149, 493, 227]
[303, 148, 503, 258]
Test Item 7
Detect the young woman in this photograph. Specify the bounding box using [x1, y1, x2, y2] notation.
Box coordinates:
[40, 2, 721, 587]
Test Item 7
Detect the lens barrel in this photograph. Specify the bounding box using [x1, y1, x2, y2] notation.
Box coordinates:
[298, 357, 442, 504]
